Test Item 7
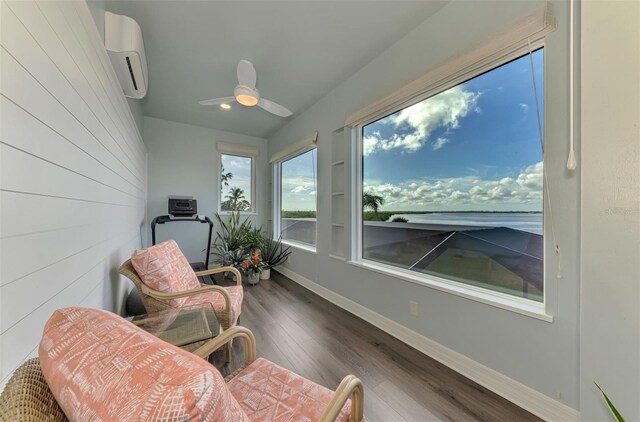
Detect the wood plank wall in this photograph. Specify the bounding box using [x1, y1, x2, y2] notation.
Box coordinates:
[0, 0, 147, 386]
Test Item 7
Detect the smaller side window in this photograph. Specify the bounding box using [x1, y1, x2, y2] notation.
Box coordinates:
[220, 153, 253, 213]
[278, 149, 317, 247]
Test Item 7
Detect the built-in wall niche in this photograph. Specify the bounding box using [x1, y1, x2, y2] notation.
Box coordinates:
[330, 128, 347, 260]
[332, 195, 345, 225]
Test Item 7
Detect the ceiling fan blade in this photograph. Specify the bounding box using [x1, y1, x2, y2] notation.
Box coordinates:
[258, 98, 292, 117]
[237, 60, 257, 88]
[198, 96, 235, 106]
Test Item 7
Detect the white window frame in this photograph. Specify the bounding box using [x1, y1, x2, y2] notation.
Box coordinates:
[218, 152, 257, 215]
[351, 40, 552, 322]
[274, 148, 318, 252]
[271, 132, 318, 252]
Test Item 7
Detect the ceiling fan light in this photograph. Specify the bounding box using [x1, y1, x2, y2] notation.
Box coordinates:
[220, 103, 231, 109]
[236, 94, 258, 106]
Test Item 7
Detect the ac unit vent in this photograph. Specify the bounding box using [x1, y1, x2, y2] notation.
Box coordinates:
[125, 56, 138, 91]
[105, 12, 148, 99]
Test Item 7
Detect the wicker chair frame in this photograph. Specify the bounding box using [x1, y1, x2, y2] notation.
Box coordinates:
[118, 260, 242, 330]
[0, 358, 66, 421]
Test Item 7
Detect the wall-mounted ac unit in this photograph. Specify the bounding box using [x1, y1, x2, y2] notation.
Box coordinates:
[105, 12, 148, 99]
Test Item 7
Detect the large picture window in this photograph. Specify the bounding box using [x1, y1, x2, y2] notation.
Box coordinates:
[220, 153, 254, 212]
[278, 149, 317, 247]
[360, 49, 544, 303]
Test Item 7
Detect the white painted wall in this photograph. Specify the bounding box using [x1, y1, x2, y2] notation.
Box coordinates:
[580, 2, 640, 420]
[268, 0, 581, 413]
[144, 117, 268, 263]
[0, 0, 147, 387]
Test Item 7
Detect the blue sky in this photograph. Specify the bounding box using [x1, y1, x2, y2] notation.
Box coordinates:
[363, 49, 544, 212]
[281, 149, 317, 211]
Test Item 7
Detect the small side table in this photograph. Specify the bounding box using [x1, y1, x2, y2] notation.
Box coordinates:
[127, 305, 220, 355]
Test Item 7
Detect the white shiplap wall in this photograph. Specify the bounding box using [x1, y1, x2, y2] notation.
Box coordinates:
[0, 0, 147, 386]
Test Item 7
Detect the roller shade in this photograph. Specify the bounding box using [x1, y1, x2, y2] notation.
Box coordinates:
[269, 131, 318, 163]
[346, 3, 556, 127]
[217, 142, 259, 157]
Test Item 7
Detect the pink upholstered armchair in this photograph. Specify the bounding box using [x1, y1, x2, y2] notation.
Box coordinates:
[193, 326, 365, 421]
[119, 240, 243, 345]
[0, 307, 364, 422]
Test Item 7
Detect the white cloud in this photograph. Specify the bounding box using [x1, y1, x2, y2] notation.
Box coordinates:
[363, 131, 381, 156]
[224, 156, 251, 170]
[291, 186, 309, 194]
[519, 103, 529, 112]
[363, 161, 543, 210]
[432, 137, 450, 151]
[516, 161, 543, 190]
[364, 85, 480, 155]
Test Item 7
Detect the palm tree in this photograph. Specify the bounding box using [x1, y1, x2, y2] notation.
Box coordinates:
[220, 165, 233, 190]
[222, 187, 250, 211]
[363, 192, 385, 215]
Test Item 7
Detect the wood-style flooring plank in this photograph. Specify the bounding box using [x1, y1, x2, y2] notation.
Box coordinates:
[211, 273, 541, 422]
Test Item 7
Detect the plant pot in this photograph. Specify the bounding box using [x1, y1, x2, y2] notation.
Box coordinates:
[247, 272, 260, 285]
[260, 268, 271, 280]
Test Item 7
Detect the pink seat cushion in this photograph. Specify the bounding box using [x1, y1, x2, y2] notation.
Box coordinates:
[227, 358, 351, 422]
[39, 307, 249, 421]
[130, 240, 201, 307]
[183, 285, 244, 325]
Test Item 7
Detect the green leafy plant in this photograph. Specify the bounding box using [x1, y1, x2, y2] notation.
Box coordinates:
[221, 187, 250, 211]
[212, 246, 246, 269]
[211, 212, 254, 268]
[363, 192, 385, 216]
[245, 226, 266, 253]
[260, 234, 291, 269]
[220, 165, 233, 190]
[213, 212, 252, 251]
[391, 216, 409, 223]
[281, 210, 317, 218]
[595, 383, 625, 422]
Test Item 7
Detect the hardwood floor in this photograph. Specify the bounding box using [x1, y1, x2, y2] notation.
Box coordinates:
[210, 272, 541, 422]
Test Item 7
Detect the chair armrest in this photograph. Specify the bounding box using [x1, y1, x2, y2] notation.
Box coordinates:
[192, 326, 256, 365]
[319, 375, 364, 422]
[139, 284, 231, 312]
[194, 266, 242, 285]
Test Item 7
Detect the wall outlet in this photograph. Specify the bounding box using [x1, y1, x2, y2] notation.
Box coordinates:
[409, 301, 419, 316]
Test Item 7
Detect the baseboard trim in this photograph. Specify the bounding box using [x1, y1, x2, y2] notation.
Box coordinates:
[274, 266, 580, 421]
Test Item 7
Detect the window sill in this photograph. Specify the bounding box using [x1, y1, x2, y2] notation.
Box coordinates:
[281, 240, 317, 254]
[218, 211, 258, 216]
[348, 260, 553, 323]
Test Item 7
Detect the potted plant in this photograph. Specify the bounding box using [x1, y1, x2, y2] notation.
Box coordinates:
[245, 226, 266, 255]
[212, 212, 252, 253]
[242, 249, 265, 285]
[210, 212, 253, 281]
[259, 234, 291, 280]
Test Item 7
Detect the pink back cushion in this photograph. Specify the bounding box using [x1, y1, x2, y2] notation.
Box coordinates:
[130, 240, 200, 307]
[39, 307, 249, 421]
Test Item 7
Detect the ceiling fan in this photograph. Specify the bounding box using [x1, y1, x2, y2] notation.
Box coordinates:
[199, 60, 293, 117]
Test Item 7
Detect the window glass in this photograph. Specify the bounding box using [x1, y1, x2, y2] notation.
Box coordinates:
[220, 154, 253, 212]
[361, 49, 544, 302]
[280, 149, 317, 246]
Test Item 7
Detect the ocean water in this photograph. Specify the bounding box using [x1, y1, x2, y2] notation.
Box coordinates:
[391, 212, 543, 235]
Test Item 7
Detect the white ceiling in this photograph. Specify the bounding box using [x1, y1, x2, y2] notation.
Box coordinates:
[107, 1, 448, 139]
